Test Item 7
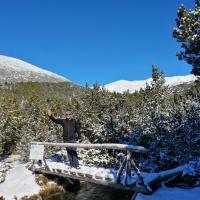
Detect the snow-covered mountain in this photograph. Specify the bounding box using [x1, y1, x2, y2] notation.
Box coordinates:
[104, 75, 196, 93]
[0, 55, 70, 83]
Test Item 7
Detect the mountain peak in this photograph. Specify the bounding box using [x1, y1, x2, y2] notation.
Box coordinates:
[0, 55, 70, 83]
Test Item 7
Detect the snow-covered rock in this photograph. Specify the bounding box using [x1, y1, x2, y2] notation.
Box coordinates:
[104, 75, 196, 93]
[0, 55, 70, 83]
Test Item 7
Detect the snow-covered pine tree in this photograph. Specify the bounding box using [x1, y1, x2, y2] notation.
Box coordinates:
[136, 65, 177, 171]
[173, 0, 200, 76]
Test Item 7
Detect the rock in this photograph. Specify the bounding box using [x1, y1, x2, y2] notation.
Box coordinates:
[0, 174, 5, 183]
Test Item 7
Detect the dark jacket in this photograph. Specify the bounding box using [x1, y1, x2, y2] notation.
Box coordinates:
[49, 115, 81, 141]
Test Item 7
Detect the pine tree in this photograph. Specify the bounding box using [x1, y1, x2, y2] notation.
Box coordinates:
[173, 0, 200, 76]
[151, 64, 165, 87]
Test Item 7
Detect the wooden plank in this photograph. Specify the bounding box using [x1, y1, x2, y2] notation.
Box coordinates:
[104, 174, 114, 182]
[70, 171, 77, 176]
[85, 173, 93, 179]
[95, 175, 103, 180]
[31, 142, 148, 153]
[63, 170, 71, 174]
[77, 172, 85, 177]
[57, 169, 62, 173]
[52, 168, 57, 173]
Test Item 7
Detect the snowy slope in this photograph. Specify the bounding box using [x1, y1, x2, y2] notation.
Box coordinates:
[0, 155, 41, 200]
[104, 75, 196, 93]
[0, 55, 70, 83]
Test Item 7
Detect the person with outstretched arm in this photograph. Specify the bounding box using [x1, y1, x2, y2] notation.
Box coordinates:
[47, 110, 81, 169]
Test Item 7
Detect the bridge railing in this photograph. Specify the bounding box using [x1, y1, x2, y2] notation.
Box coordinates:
[30, 141, 148, 153]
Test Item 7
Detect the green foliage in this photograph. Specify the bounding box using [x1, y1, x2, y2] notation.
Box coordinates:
[0, 68, 200, 171]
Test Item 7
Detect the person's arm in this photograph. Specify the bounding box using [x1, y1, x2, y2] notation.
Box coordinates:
[48, 110, 64, 125]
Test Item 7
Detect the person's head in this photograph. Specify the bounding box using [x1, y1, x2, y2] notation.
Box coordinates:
[66, 111, 73, 120]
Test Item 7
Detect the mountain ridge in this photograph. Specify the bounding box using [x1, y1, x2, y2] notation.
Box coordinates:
[0, 55, 70, 83]
[104, 74, 196, 93]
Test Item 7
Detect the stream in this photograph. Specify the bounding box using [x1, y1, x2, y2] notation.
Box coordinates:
[52, 182, 133, 200]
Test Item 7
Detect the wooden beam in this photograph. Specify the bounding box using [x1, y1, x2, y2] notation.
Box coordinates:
[31, 142, 148, 153]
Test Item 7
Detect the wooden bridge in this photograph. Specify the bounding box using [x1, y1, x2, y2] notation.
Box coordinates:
[29, 142, 184, 200]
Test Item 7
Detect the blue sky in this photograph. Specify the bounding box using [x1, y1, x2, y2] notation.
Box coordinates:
[0, 0, 195, 86]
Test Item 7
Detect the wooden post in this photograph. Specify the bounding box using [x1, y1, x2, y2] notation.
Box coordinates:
[29, 160, 35, 171]
[124, 151, 132, 187]
[130, 157, 152, 194]
[127, 151, 132, 178]
[116, 157, 127, 184]
[42, 146, 50, 171]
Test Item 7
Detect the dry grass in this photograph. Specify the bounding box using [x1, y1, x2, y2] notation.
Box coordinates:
[35, 175, 49, 186]
[39, 182, 65, 199]
[20, 196, 28, 200]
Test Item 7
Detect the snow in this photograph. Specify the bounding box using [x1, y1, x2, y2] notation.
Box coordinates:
[0, 55, 70, 83]
[127, 145, 148, 153]
[137, 164, 200, 199]
[104, 75, 196, 93]
[42, 159, 118, 183]
[157, 165, 186, 178]
[0, 157, 41, 200]
[136, 187, 200, 200]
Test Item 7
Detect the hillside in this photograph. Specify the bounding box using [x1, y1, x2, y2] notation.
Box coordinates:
[0, 55, 70, 83]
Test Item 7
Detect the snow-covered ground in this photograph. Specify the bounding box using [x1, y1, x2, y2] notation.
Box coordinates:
[136, 187, 200, 200]
[0, 155, 41, 200]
